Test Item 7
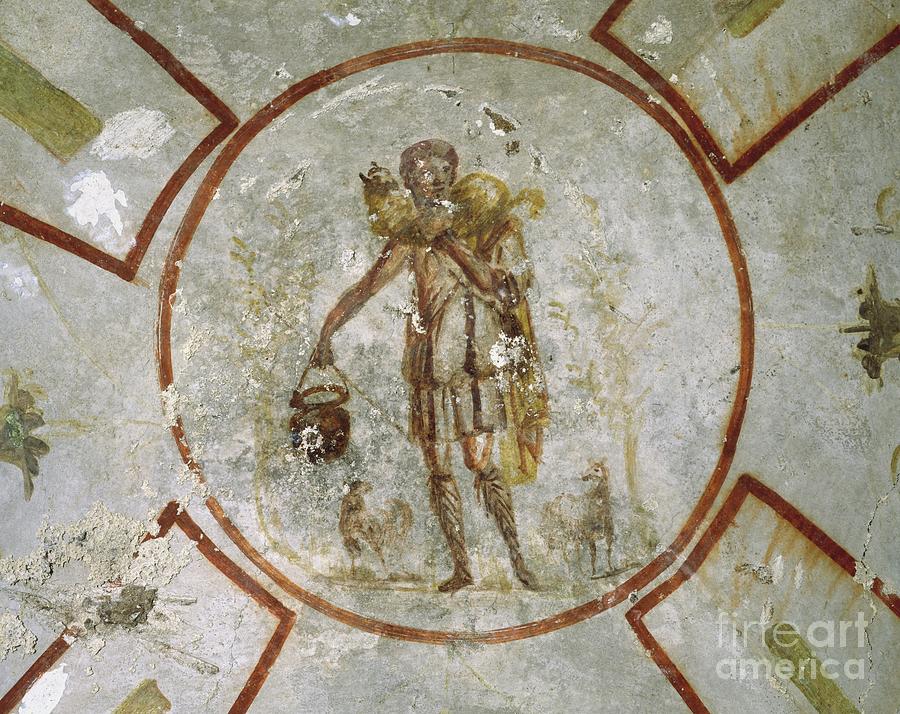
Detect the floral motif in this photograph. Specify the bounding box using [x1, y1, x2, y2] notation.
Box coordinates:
[0, 373, 49, 500]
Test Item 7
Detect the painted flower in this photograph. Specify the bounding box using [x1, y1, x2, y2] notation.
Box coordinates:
[0, 374, 49, 500]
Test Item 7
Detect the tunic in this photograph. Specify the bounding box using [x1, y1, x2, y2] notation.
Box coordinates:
[403, 231, 528, 445]
[352, 168, 549, 482]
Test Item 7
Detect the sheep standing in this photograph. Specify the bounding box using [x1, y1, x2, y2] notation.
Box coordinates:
[541, 460, 615, 577]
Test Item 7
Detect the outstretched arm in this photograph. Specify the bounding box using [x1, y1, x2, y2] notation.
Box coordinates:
[309, 239, 410, 366]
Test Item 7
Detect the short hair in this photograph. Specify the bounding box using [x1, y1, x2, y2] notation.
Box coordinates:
[399, 139, 459, 188]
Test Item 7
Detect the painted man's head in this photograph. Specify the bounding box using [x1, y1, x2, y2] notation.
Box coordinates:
[399, 139, 459, 205]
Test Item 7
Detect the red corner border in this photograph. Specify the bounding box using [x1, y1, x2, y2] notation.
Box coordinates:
[0, 502, 295, 714]
[625, 473, 900, 714]
[0, 0, 238, 281]
[591, 0, 900, 183]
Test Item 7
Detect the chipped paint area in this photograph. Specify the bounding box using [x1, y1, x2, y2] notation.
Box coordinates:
[18, 664, 67, 714]
[0, 611, 37, 661]
[482, 105, 518, 135]
[65, 170, 132, 254]
[339, 248, 357, 271]
[296, 630, 379, 670]
[0, 259, 38, 299]
[266, 161, 311, 201]
[489, 332, 529, 370]
[324, 12, 362, 27]
[422, 84, 464, 98]
[527, 11, 580, 42]
[642, 15, 673, 45]
[310, 76, 400, 119]
[0, 502, 190, 592]
[389, 299, 425, 334]
[89, 107, 176, 161]
[239, 175, 259, 195]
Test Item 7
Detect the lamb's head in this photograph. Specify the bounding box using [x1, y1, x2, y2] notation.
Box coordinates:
[360, 164, 400, 194]
[360, 163, 419, 243]
[582, 460, 610, 482]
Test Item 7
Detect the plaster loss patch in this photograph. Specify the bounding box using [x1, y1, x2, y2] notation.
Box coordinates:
[90, 107, 176, 161]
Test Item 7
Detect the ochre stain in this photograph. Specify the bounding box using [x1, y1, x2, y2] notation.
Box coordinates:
[762, 517, 793, 566]
[765, 623, 859, 713]
[726, 0, 789, 39]
[0, 40, 101, 160]
[113, 679, 172, 713]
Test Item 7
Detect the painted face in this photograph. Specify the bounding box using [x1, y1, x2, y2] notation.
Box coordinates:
[404, 155, 455, 203]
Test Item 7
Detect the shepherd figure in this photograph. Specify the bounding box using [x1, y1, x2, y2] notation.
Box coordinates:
[307, 139, 549, 592]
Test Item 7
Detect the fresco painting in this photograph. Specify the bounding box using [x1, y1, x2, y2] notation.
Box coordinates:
[1, 1, 897, 712]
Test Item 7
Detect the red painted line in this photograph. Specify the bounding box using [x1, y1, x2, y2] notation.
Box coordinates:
[591, 3, 900, 183]
[155, 37, 754, 646]
[0, 0, 237, 281]
[0, 631, 73, 714]
[1, 504, 295, 713]
[626, 473, 900, 711]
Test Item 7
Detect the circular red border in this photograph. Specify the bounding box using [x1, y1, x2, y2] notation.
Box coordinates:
[156, 38, 754, 644]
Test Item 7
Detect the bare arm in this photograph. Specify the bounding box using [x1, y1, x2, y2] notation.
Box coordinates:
[309, 239, 410, 366]
[434, 230, 521, 308]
